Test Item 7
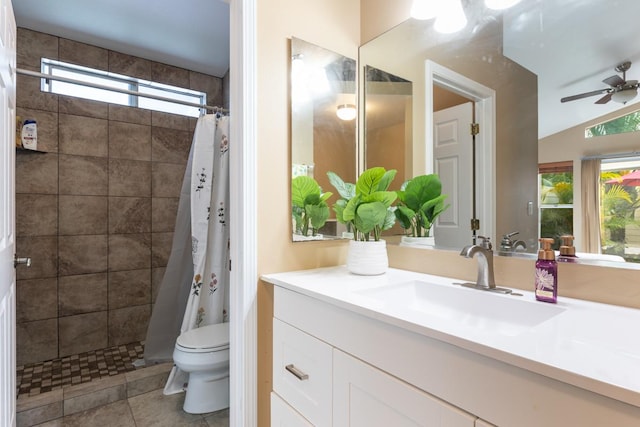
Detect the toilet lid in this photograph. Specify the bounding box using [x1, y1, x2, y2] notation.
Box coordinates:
[176, 322, 230, 351]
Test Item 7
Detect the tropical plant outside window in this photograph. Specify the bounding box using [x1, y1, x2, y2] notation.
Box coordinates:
[539, 163, 573, 250]
[585, 109, 640, 138]
[600, 160, 640, 263]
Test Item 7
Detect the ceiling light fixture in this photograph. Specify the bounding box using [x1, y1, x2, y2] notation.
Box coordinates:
[410, 0, 439, 20]
[336, 104, 357, 121]
[434, 0, 467, 34]
[611, 89, 638, 104]
[485, 0, 522, 10]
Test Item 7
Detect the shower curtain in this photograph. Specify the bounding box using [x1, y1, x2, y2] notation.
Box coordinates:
[143, 114, 230, 394]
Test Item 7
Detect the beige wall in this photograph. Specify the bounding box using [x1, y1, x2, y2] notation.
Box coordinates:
[360, 0, 412, 43]
[256, 0, 359, 424]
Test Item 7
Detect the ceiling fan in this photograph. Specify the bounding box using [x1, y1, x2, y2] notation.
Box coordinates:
[560, 61, 639, 105]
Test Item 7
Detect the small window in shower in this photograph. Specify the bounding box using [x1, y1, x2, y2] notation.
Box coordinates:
[40, 58, 206, 117]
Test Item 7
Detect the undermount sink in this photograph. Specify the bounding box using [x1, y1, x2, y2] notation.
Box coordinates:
[356, 280, 566, 337]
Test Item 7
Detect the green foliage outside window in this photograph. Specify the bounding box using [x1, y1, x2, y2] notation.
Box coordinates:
[600, 170, 640, 262]
[539, 172, 573, 250]
[540, 172, 573, 204]
[586, 110, 640, 138]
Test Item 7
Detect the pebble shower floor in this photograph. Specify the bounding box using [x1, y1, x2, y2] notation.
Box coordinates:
[16, 341, 144, 397]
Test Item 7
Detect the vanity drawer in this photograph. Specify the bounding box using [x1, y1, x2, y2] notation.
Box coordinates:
[273, 318, 332, 426]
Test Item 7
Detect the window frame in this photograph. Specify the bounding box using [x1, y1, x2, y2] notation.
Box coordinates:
[41, 58, 207, 117]
[538, 161, 574, 246]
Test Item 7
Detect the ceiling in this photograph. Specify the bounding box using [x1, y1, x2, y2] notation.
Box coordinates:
[12, 0, 230, 77]
[503, 0, 640, 138]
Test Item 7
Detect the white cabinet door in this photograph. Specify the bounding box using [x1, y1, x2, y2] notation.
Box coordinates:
[333, 350, 476, 427]
[271, 392, 314, 427]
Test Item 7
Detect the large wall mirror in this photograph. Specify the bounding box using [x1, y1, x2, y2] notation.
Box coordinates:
[290, 37, 357, 241]
[360, 0, 640, 268]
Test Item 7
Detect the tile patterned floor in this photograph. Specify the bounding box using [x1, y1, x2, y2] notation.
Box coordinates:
[16, 341, 144, 398]
[55, 389, 229, 427]
[16, 361, 230, 427]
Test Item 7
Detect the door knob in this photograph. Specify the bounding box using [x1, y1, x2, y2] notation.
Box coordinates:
[14, 255, 32, 268]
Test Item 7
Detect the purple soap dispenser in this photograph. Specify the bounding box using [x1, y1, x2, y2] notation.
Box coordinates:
[535, 238, 557, 303]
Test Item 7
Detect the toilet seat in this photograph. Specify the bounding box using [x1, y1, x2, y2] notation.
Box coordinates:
[176, 322, 230, 353]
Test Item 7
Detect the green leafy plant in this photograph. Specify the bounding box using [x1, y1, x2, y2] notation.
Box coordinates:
[291, 176, 332, 236]
[326, 171, 356, 233]
[394, 174, 449, 237]
[328, 167, 397, 241]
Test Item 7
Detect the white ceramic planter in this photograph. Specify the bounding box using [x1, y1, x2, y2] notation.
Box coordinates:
[346, 240, 388, 275]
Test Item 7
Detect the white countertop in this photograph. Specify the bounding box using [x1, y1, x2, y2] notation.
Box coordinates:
[262, 266, 640, 408]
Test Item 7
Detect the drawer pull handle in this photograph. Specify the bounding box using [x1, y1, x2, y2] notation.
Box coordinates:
[285, 364, 309, 381]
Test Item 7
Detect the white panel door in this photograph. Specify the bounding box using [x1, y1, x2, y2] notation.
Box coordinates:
[433, 102, 473, 249]
[333, 349, 476, 427]
[0, 0, 17, 425]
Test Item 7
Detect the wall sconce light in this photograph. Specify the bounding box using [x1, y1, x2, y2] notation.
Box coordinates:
[336, 104, 357, 121]
[434, 0, 467, 34]
[485, 0, 522, 10]
[410, 0, 439, 20]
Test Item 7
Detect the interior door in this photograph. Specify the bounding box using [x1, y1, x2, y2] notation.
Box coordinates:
[433, 102, 473, 248]
[0, 0, 17, 425]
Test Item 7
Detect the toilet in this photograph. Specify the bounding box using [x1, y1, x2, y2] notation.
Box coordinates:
[172, 322, 230, 414]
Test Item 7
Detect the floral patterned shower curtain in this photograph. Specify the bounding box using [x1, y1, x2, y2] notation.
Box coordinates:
[164, 114, 230, 395]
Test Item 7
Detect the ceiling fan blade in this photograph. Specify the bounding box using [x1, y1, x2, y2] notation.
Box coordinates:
[603, 75, 625, 87]
[595, 92, 613, 104]
[561, 88, 610, 103]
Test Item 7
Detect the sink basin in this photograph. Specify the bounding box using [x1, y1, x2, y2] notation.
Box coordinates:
[356, 280, 566, 337]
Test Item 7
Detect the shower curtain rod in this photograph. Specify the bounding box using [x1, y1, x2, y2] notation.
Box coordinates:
[16, 68, 228, 113]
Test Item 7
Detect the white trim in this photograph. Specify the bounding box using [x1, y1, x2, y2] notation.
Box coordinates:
[425, 60, 496, 243]
[229, 0, 257, 426]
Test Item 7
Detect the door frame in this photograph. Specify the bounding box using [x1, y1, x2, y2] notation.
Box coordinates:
[425, 60, 496, 243]
[228, 0, 258, 426]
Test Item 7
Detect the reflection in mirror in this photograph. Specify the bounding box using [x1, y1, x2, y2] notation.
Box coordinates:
[364, 65, 412, 188]
[290, 37, 357, 241]
[360, 0, 640, 267]
[363, 66, 413, 237]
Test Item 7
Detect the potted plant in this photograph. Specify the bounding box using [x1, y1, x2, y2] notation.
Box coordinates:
[328, 167, 397, 275]
[291, 175, 332, 240]
[395, 174, 449, 247]
[326, 171, 355, 239]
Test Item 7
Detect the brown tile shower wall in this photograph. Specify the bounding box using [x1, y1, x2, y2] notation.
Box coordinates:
[14, 28, 226, 366]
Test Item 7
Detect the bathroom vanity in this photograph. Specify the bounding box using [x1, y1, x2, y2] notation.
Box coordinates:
[262, 267, 640, 426]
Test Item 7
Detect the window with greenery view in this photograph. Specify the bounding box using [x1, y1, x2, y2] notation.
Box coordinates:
[585, 109, 640, 138]
[600, 160, 640, 263]
[539, 163, 573, 250]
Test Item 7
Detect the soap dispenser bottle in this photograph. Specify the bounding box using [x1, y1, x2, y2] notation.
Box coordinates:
[558, 235, 577, 263]
[535, 238, 557, 303]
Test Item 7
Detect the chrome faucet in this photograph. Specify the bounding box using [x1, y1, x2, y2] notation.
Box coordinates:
[460, 236, 496, 290]
[500, 231, 527, 253]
